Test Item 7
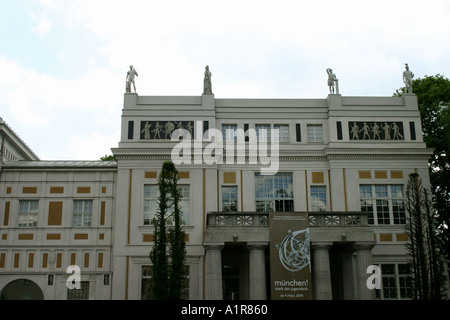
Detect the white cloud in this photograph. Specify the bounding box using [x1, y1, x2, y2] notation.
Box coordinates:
[69, 130, 120, 160]
[0, 55, 123, 125]
[31, 12, 52, 35]
[2, 0, 450, 160]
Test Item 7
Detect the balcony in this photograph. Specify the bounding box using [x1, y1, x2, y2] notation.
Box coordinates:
[205, 211, 374, 243]
[206, 211, 370, 227]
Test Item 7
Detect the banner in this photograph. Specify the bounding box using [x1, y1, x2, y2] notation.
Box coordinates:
[269, 212, 312, 300]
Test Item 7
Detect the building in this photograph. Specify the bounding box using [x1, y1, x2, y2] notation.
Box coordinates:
[0, 71, 443, 300]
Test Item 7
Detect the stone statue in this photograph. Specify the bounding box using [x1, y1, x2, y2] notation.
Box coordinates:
[203, 65, 213, 95]
[403, 63, 414, 94]
[141, 121, 152, 139]
[326, 68, 339, 94]
[351, 122, 360, 140]
[126, 65, 138, 93]
[371, 122, 381, 140]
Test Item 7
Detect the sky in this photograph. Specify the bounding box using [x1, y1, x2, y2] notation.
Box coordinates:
[1, 0, 450, 161]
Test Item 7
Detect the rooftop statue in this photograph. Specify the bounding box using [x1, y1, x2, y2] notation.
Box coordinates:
[403, 63, 414, 94]
[203, 65, 213, 95]
[126, 65, 138, 93]
[326, 68, 339, 94]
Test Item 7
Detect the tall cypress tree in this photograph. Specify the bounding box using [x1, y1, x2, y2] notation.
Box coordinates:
[149, 161, 186, 300]
[168, 164, 186, 299]
[149, 162, 171, 300]
[405, 173, 446, 299]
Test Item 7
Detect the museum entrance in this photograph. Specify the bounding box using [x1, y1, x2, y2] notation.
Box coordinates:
[221, 242, 271, 300]
[222, 243, 248, 300]
[329, 243, 356, 300]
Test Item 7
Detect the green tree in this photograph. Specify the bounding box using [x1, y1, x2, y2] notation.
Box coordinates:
[167, 163, 186, 300]
[405, 173, 446, 299]
[100, 154, 116, 161]
[149, 161, 186, 300]
[149, 162, 171, 299]
[394, 74, 450, 259]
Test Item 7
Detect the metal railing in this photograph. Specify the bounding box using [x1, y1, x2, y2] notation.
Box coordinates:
[206, 211, 369, 227]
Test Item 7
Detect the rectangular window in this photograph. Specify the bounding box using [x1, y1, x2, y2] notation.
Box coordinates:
[398, 264, 413, 299]
[377, 263, 412, 300]
[73, 200, 93, 227]
[409, 121, 416, 140]
[274, 124, 290, 142]
[382, 264, 397, 299]
[222, 186, 238, 212]
[359, 185, 374, 224]
[18, 200, 39, 227]
[143, 185, 158, 226]
[256, 124, 271, 142]
[296, 123, 301, 142]
[391, 185, 406, 224]
[203, 121, 209, 139]
[307, 124, 323, 142]
[310, 186, 327, 212]
[359, 185, 405, 225]
[128, 121, 134, 140]
[67, 281, 89, 300]
[141, 265, 190, 300]
[222, 124, 237, 142]
[143, 185, 190, 225]
[255, 173, 293, 212]
[177, 185, 190, 225]
[336, 121, 343, 140]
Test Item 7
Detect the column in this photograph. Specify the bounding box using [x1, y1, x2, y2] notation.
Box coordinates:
[312, 242, 333, 300]
[355, 242, 376, 300]
[248, 242, 268, 300]
[204, 243, 223, 300]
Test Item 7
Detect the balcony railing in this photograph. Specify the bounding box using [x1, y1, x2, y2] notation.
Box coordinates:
[206, 211, 369, 227]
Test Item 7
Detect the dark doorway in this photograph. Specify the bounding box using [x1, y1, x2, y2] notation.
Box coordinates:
[222, 243, 249, 300]
[1, 279, 44, 300]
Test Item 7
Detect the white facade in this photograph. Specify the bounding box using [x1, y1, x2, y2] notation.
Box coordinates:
[0, 90, 439, 300]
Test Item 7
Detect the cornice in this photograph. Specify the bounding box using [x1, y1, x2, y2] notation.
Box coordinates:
[114, 152, 431, 162]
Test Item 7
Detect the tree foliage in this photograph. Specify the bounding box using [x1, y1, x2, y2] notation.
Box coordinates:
[149, 161, 186, 300]
[405, 173, 446, 299]
[100, 154, 116, 161]
[394, 74, 450, 259]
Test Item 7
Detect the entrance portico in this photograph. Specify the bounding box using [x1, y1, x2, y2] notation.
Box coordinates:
[204, 211, 375, 300]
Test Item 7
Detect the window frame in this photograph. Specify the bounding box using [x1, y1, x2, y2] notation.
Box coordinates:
[310, 185, 327, 212]
[359, 184, 406, 225]
[255, 124, 271, 142]
[273, 124, 290, 143]
[67, 281, 90, 300]
[141, 265, 190, 300]
[143, 184, 190, 226]
[222, 186, 238, 212]
[306, 124, 323, 143]
[375, 263, 412, 300]
[18, 200, 39, 227]
[222, 124, 237, 142]
[72, 199, 93, 227]
[255, 172, 294, 212]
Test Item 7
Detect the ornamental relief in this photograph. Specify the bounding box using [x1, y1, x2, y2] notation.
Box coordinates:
[348, 121, 404, 141]
[140, 121, 194, 140]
